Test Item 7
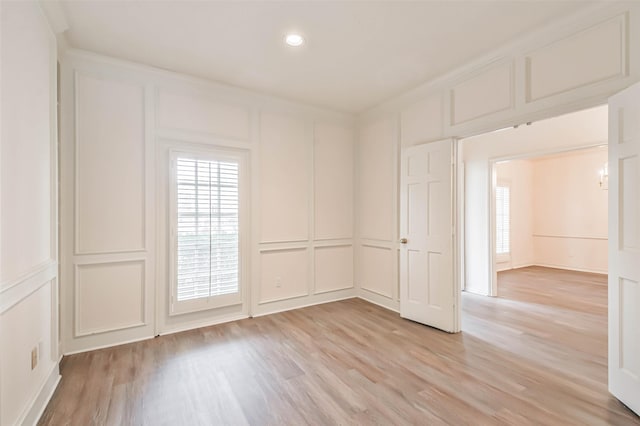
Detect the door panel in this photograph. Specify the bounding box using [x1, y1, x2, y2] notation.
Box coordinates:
[400, 139, 457, 332]
[609, 82, 640, 415]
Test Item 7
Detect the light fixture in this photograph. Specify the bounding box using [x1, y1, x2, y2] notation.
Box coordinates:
[285, 33, 304, 47]
[599, 162, 609, 190]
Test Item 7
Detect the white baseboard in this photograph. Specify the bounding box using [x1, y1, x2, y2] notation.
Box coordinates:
[159, 313, 250, 336]
[496, 263, 535, 272]
[63, 335, 154, 356]
[531, 263, 607, 275]
[21, 362, 60, 426]
[252, 294, 357, 318]
[357, 288, 399, 312]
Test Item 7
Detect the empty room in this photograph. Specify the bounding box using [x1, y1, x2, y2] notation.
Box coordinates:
[1, 1, 640, 425]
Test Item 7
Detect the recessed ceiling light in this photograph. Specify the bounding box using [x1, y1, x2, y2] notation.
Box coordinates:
[285, 33, 304, 47]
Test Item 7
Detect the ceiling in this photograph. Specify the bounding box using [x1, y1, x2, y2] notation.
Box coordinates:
[58, 1, 596, 113]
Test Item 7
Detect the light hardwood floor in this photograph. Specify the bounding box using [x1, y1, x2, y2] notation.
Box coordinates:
[40, 266, 639, 425]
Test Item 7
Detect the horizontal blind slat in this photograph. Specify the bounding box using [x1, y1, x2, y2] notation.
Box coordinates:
[175, 157, 240, 303]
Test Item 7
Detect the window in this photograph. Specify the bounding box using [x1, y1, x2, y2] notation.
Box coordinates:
[495, 185, 510, 255]
[170, 150, 243, 314]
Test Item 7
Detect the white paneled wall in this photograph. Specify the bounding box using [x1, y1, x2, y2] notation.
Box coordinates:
[356, 2, 640, 310]
[0, 1, 60, 424]
[75, 74, 146, 254]
[259, 112, 310, 243]
[356, 117, 399, 309]
[60, 50, 355, 352]
[60, 63, 155, 354]
[314, 123, 354, 240]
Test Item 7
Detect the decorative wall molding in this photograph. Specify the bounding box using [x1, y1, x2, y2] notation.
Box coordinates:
[525, 13, 628, 103]
[532, 234, 608, 241]
[73, 70, 147, 256]
[74, 259, 146, 337]
[18, 363, 60, 426]
[449, 60, 515, 126]
[156, 88, 251, 142]
[0, 260, 57, 314]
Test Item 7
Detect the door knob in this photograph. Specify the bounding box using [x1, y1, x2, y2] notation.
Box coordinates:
[399, 238, 408, 244]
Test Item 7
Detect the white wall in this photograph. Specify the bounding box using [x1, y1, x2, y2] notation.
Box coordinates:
[0, 1, 60, 424]
[495, 160, 534, 272]
[532, 148, 608, 273]
[59, 50, 356, 353]
[355, 0, 639, 310]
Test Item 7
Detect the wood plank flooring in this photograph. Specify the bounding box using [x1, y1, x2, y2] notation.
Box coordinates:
[40, 266, 639, 425]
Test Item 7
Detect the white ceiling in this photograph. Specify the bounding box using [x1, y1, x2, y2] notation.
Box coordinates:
[59, 1, 596, 113]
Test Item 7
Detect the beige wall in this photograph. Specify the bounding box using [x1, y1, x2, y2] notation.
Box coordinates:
[531, 148, 608, 273]
[495, 160, 534, 272]
[0, 1, 60, 424]
[495, 149, 608, 275]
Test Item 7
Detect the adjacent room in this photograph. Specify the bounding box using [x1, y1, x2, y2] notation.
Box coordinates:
[2, 1, 640, 425]
[460, 107, 612, 407]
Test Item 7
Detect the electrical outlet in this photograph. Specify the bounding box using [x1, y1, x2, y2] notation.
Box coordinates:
[275, 276, 282, 288]
[31, 346, 38, 370]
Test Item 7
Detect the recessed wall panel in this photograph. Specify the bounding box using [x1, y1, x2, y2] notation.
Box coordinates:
[75, 260, 145, 336]
[451, 62, 513, 125]
[360, 245, 393, 298]
[400, 94, 443, 146]
[0, 1, 52, 283]
[157, 90, 250, 140]
[526, 15, 626, 102]
[358, 118, 395, 241]
[259, 112, 309, 243]
[314, 122, 353, 240]
[259, 249, 309, 303]
[76, 73, 145, 253]
[314, 245, 353, 293]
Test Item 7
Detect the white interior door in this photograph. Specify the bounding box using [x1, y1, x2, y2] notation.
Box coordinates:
[400, 139, 457, 332]
[609, 82, 640, 415]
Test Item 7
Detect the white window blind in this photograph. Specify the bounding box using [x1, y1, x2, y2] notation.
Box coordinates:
[496, 185, 510, 255]
[175, 157, 239, 302]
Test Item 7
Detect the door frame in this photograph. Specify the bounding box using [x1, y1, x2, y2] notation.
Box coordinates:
[453, 102, 611, 303]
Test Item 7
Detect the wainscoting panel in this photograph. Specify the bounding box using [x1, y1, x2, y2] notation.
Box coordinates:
[360, 245, 394, 299]
[157, 89, 250, 141]
[526, 14, 627, 102]
[75, 260, 146, 336]
[314, 245, 354, 294]
[259, 247, 310, 304]
[450, 61, 514, 125]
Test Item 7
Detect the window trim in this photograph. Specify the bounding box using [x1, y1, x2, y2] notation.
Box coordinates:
[168, 148, 247, 316]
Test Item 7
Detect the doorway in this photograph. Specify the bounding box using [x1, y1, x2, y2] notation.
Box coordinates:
[459, 105, 616, 413]
[460, 105, 609, 297]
